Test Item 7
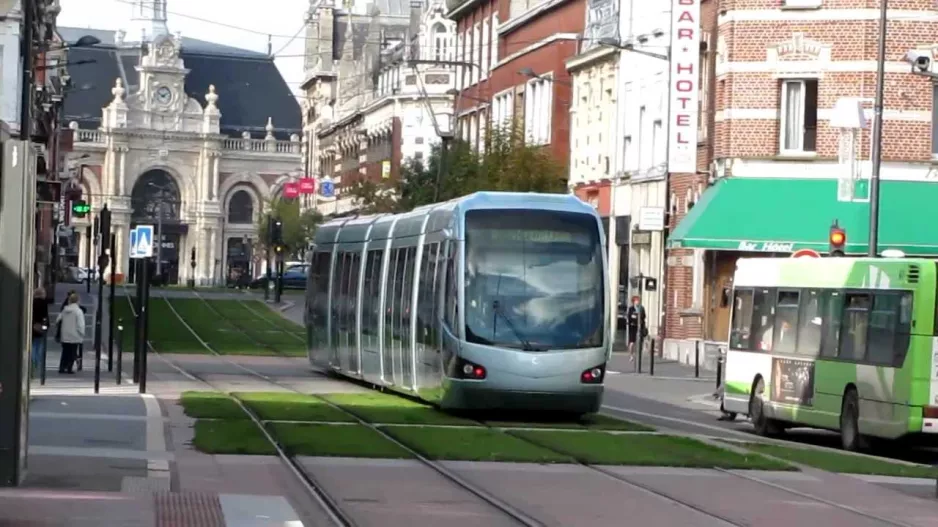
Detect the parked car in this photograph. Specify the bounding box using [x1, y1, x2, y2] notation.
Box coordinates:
[249, 264, 308, 290]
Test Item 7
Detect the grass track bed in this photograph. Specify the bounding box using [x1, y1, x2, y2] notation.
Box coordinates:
[321, 392, 478, 426]
[512, 431, 795, 470]
[116, 296, 205, 353]
[193, 420, 276, 455]
[167, 298, 281, 355]
[234, 392, 355, 422]
[384, 425, 573, 463]
[738, 442, 938, 478]
[268, 422, 413, 458]
[179, 391, 247, 419]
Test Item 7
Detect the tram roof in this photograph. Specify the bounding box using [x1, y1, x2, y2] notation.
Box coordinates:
[313, 192, 595, 245]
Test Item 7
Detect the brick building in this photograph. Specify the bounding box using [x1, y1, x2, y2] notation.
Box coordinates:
[663, 0, 938, 363]
[446, 0, 584, 163]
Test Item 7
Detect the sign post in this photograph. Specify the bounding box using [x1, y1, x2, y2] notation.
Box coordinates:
[129, 225, 153, 393]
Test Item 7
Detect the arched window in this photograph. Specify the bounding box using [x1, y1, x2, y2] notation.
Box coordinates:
[433, 23, 447, 61]
[131, 170, 180, 223]
[227, 189, 254, 224]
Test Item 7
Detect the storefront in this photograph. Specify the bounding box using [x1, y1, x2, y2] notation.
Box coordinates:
[665, 176, 938, 355]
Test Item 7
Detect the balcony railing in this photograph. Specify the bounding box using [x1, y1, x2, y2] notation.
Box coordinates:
[73, 129, 300, 155]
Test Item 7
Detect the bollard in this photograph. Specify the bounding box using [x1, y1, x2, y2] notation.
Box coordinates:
[715, 351, 724, 390]
[40, 321, 48, 386]
[649, 339, 655, 376]
[116, 320, 124, 385]
[637, 336, 644, 374]
[695, 340, 700, 378]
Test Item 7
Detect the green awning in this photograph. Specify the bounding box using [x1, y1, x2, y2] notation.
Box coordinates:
[667, 178, 938, 255]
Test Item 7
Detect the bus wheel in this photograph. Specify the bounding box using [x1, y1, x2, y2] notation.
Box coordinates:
[749, 377, 781, 436]
[840, 389, 868, 451]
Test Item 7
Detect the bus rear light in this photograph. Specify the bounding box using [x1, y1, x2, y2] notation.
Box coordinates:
[581, 365, 605, 384]
[923, 406, 938, 419]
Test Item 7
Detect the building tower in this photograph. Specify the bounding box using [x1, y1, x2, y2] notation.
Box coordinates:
[128, 0, 169, 42]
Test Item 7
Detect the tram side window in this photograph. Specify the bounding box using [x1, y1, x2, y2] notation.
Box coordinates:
[418, 244, 433, 346]
[750, 288, 776, 352]
[839, 293, 871, 361]
[444, 241, 458, 329]
[772, 290, 800, 354]
[349, 253, 361, 330]
[796, 290, 822, 357]
[729, 289, 754, 350]
[361, 251, 375, 336]
[867, 292, 912, 366]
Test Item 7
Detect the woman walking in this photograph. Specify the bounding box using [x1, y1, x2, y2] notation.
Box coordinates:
[31, 287, 49, 377]
[55, 292, 85, 374]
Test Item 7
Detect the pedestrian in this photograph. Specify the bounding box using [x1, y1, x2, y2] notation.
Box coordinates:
[55, 292, 85, 374]
[61, 289, 88, 367]
[626, 295, 647, 363]
[31, 286, 49, 377]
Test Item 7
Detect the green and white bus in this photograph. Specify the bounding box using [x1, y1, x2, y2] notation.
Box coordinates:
[722, 257, 938, 451]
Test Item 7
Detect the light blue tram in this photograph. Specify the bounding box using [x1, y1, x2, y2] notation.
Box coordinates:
[304, 192, 610, 414]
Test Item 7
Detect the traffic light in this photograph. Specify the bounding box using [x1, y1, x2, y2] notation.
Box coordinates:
[72, 200, 90, 218]
[99, 205, 111, 251]
[829, 221, 846, 257]
[271, 218, 283, 246]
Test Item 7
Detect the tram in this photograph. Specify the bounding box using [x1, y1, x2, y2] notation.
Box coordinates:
[304, 192, 610, 414]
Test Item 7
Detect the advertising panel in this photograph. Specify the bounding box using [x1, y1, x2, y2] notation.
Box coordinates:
[770, 357, 815, 406]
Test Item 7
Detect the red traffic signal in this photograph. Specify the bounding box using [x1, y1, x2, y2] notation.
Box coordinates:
[829, 222, 846, 257]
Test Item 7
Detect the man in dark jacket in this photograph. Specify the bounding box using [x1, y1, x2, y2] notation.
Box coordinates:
[626, 295, 647, 363]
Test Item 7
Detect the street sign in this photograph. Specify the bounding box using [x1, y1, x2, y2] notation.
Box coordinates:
[320, 179, 334, 198]
[791, 249, 821, 258]
[130, 225, 154, 259]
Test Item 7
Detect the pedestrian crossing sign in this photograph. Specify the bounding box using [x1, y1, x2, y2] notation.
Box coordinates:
[130, 225, 154, 259]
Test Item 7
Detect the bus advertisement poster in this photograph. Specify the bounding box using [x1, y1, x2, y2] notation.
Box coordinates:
[770, 357, 815, 406]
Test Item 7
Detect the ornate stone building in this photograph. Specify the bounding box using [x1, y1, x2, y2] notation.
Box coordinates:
[59, 2, 302, 285]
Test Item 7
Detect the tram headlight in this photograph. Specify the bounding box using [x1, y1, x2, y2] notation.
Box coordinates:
[457, 359, 487, 380]
[581, 364, 605, 384]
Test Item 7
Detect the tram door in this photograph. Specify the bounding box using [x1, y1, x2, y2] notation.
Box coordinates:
[400, 247, 416, 390]
[330, 252, 347, 368]
[381, 249, 399, 384]
[347, 252, 361, 374]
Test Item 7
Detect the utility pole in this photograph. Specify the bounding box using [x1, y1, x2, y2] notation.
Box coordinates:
[868, 0, 888, 258]
[156, 201, 163, 278]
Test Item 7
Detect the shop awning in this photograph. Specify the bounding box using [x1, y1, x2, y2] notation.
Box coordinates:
[667, 177, 938, 255]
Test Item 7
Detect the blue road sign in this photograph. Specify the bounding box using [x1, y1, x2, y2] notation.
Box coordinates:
[321, 180, 334, 198]
[129, 228, 139, 258]
[131, 225, 154, 259]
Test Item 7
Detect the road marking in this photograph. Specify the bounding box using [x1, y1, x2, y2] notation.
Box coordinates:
[30, 412, 159, 422]
[142, 394, 171, 479]
[219, 494, 304, 527]
[602, 404, 753, 438]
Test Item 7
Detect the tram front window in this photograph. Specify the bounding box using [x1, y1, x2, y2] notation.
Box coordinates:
[464, 209, 604, 351]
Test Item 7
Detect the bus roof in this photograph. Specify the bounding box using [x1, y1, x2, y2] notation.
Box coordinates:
[734, 257, 933, 290]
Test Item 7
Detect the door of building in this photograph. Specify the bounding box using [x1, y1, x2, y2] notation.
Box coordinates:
[707, 252, 739, 342]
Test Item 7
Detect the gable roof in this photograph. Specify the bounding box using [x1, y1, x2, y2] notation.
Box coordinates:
[59, 27, 301, 138]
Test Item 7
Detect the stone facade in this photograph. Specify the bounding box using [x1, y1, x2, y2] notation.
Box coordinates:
[68, 32, 301, 285]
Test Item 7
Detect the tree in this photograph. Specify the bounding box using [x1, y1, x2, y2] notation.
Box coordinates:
[256, 197, 323, 257]
[348, 123, 566, 213]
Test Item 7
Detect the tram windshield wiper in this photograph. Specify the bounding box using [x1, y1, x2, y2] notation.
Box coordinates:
[492, 300, 544, 352]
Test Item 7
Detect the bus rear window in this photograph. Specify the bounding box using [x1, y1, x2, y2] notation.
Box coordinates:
[750, 288, 776, 351]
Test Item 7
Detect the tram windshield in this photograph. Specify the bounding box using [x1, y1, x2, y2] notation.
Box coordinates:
[464, 209, 604, 350]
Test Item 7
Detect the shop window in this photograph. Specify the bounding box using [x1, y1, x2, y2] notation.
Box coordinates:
[729, 289, 754, 350]
[772, 290, 800, 353]
[839, 293, 870, 361]
[750, 288, 776, 351]
[780, 79, 818, 154]
[796, 289, 822, 356]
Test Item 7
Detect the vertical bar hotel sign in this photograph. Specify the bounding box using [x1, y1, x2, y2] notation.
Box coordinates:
[667, 0, 701, 174]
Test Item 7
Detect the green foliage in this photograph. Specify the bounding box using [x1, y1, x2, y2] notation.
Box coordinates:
[348, 123, 567, 214]
[256, 197, 323, 256]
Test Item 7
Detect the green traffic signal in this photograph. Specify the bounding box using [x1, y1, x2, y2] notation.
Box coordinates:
[72, 200, 90, 216]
